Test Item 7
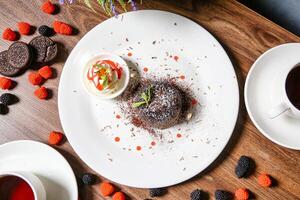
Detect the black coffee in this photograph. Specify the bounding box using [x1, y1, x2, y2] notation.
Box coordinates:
[286, 65, 300, 110]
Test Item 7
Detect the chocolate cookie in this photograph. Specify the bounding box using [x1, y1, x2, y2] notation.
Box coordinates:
[7, 42, 32, 70]
[0, 50, 21, 77]
[29, 36, 57, 63]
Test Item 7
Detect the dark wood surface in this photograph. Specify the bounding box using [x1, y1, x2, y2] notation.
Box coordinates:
[0, 0, 299, 199]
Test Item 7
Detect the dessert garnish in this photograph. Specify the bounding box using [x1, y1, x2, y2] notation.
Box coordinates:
[235, 155, 253, 178]
[87, 59, 123, 92]
[132, 85, 153, 108]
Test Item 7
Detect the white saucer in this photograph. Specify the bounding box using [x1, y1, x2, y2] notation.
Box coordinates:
[0, 140, 78, 199]
[245, 43, 300, 150]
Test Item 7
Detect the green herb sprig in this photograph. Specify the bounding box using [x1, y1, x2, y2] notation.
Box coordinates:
[133, 86, 153, 108]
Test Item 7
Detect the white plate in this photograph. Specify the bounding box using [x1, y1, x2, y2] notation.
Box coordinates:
[245, 43, 300, 150]
[0, 140, 78, 199]
[58, 10, 239, 188]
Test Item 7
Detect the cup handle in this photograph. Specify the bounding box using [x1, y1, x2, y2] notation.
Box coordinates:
[268, 102, 290, 119]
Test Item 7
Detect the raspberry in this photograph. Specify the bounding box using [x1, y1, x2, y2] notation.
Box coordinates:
[48, 131, 63, 145]
[100, 182, 115, 196]
[190, 189, 202, 200]
[38, 25, 53, 36]
[53, 21, 73, 35]
[2, 28, 17, 41]
[235, 156, 252, 178]
[41, 1, 56, 14]
[53, 21, 62, 33]
[235, 188, 249, 200]
[0, 93, 17, 105]
[38, 66, 53, 79]
[18, 22, 31, 35]
[28, 72, 43, 85]
[34, 86, 48, 99]
[215, 190, 232, 200]
[149, 188, 166, 197]
[258, 173, 272, 187]
[0, 77, 13, 90]
[59, 23, 73, 35]
[81, 173, 97, 185]
[112, 192, 126, 200]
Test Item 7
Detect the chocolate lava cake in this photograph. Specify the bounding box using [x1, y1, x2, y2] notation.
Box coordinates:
[133, 82, 183, 129]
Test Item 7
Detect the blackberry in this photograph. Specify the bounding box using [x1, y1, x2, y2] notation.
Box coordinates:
[215, 190, 232, 200]
[0, 93, 17, 105]
[81, 173, 97, 185]
[149, 188, 166, 197]
[190, 189, 202, 200]
[0, 103, 8, 115]
[235, 155, 252, 178]
[38, 25, 53, 36]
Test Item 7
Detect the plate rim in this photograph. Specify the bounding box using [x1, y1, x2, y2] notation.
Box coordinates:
[58, 10, 240, 188]
[244, 42, 300, 150]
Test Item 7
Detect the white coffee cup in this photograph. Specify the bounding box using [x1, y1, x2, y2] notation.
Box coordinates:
[268, 64, 300, 119]
[0, 171, 46, 200]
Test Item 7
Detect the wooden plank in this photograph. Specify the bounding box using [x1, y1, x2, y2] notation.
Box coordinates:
[0, 0, 299, 199]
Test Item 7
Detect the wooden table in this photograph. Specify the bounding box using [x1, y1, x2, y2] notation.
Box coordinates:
[0, 0, 299, 199]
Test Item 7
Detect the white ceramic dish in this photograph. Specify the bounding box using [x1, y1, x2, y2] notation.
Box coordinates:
[58, 10, 239, 188]
[245, 43, 300, 150]
[0, 140, 78, 199]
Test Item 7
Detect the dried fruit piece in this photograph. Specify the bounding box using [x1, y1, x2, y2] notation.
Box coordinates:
[81, 173, 97, 185]
[258, 173, 272, 187]
[18, 22, 31, 35]
[34, 87, 48, 99]
[215, 190, 232, 200]
[38, 25, 53, 36]
[235, 156, 252, 178]
[190, 189, 202, 200]
[0, 93, 17, 105]
[41, 1, 56, 14]
[0, 77, 13, 90]
[2, 28, 17, 41]
[48, 131, 63, 145]
[100, 182, 115, 196]
[112, 192, 126, 200]
[28, 72, 43, 85]
[149, 188, 166, 197]
[235, 188, 249, 200]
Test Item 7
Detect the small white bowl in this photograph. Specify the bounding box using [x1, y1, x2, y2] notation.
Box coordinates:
[82, 52, 130, 100]
[0, 171, 46, 200]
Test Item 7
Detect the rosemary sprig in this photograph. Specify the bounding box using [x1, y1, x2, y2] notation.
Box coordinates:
[133, 86, 153, 108]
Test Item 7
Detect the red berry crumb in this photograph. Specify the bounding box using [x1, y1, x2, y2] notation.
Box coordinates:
[53, 21, 73, 35]
[38, 66, 53, 79]
[48, 131, 63, 145]
[0, 77, 12, 90]
[112, 192, 126, 200]
[258, 173, 272, 187]
[235, 188, 249, 200]
[34, 86, 48, 99]
[41, 1, 56, 14]
[100, 182, 115, 196]
[28, 72, 43, 85]
[18, 22, 31, 35]
[53, 21, 62, 33]
[59, 23, 73, 35]
[2, 28, 17, 41]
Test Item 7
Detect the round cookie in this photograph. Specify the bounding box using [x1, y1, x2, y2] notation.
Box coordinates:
[7, 42, 32, 70]
[29, 36, 57, 63]
[0, 50, 21, 77]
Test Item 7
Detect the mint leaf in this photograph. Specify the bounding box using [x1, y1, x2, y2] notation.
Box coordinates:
[132, 101, 146, 108]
